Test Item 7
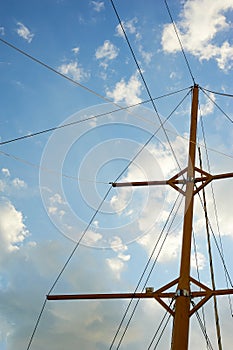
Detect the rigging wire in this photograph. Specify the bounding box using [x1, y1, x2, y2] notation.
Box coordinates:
[147, 299, 174, 349]
[148, 299, 174, 350]
[1, 90, 191, 196]
[199, 101, 233, 316]
[109, 0, 185, 180]
[192, 230, 208, 350]
[2, 3, 232, 349]
[109, 191, 184, 349]
[196, 191, 233, 288]
[26, 89, 185, 348]
[0, 150, 109, 184]
[201, 87, 233, 98]
[200, 87, 233, 124]
[163, 0, 196, 85]
[198, 147, 223, 350]
[26, 299, 47, 350]
[166, 127, 233, 161]
[114, 89, 191, 183]
[191, 301, 214, 350]
[26, 185, 112, 349]
[0, 37, 114, 104]
[0, 86, 190, 146]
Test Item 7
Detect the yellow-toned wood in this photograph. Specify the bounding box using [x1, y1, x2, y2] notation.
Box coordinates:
[171, 85, 199, 350]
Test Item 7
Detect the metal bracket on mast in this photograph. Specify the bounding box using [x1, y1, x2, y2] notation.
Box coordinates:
[110, 166, 233, 196]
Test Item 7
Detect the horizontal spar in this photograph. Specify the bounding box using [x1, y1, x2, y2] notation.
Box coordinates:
[47, 288, 233, 301]
[110, 180, 169, 187]
[110, 180, 188, 187]
[47, 292, 164, 300]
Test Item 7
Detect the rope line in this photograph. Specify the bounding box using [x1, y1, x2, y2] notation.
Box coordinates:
[110, 0, 185, 180]
[0, 37, 114, 103]
[152, 310, 173, 350]
[0, 150, 109, 184]
[199, 105, 233, 316]
[198, 147, 223, 350]
[191, 301, 214, 350]
[147, 299, 174, 349]
[163, 0, 195, 84]
[197, 192, 233, 288]
[201, 87, 233, 98]
[109, 191, 184, 349]
[192, 229, 208, 349]
[0, 87, 190, 147]
[26, 298, 47, 350]
[26, 186, 112, 349]
[114, 89, 191, 183]
[200, 87, 233, 124]
[27, 92, 185, 348]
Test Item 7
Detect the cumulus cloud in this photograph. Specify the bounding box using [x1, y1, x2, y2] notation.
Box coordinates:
[72, 47, 80, 55]
[83, 230, 103, 245]
[138, 45, 153, 65]
[106, 73, 142, 105]
[0, 27, 5, 35]
[12, 177, 27, 189]
[161, 0, 233, 71]
[115, 17, 139, 39]
[138, 226, 181, 264]
[0, 199, 28, 253]
[191, 251, 206, 270]
[58, 61, 89, 82]
[16, 22, 34, 43]
[48, 193, 66, 217]
[95, 40, 119, 66]
[106, 236, 130, 279]
[2, 168, 10, 177]
[0, 169, 27, 194]
[199, 91, 216, 116]
[91, 1, 105, 12]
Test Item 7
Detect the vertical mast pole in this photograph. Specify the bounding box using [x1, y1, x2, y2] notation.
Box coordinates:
[171, 84, 199, 350]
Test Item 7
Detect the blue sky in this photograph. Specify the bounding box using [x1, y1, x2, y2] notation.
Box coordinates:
[0, 0, 233, 349]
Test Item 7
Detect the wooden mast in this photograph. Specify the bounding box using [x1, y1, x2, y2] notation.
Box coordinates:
[171, 83, 198, 349]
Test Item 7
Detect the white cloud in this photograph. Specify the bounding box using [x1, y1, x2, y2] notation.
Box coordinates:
[200, 91, 216, 116]
[191, 251, 206, 270]
[12, 177, 27, 189]
[0, 170, 27, 194]
[116, 18, 139, 38]
[161, 0, 233, 71]
[58, 61, 89, 82]
[0, 199, 28, 253]
[2, 168, 10, 177]
[138, 230, 181, 263]
[110, 236, 128, 253]
[83, 230, 102, 245]
[95, 40, 119, 62]
[106, 236, 131, 279]
[110, 188, 131, 213]
[49, 193, 66, 205]
[72, 47, 80, 55]
[91, 1, 105, 12]
[48, 193, 66, 218]
[106, 257, 124, 279]
[106, 73, 142, 105]
[139, 45, 153, 64]
[16, 22, 34, 43]
[0, 27, 5, 36]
